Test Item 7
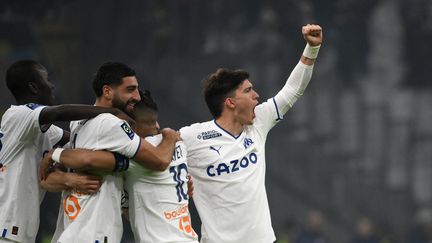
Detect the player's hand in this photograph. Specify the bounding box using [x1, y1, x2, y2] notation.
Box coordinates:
[161, 128, 181, 142]
[302, 24, 323, 46]
[65, 172, 102, 194]
[187, 174, 194, 198]
[39, 150, 55, 181]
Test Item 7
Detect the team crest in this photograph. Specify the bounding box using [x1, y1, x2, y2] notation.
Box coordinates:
[243, 137, 254, 149]
[25, 103, 41, 110]
[121, 122, 134, 140]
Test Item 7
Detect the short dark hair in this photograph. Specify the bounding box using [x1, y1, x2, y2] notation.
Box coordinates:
[92, 62, 136, 97]
[135, 89, 158, 113]
[6, 60, 44, 100]
[203, 68, 249, 118]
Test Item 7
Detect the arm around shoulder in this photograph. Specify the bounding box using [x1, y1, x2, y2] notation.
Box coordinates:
[39, 105, 124, 125]
[133, 128, 180, 171]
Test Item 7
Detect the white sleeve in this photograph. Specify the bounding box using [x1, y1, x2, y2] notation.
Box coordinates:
[274, 61, 314, 115]
[13, 104, 48, 142]
[45, 125, 64, 146]
[97, 115, 141, 158]
[254, 62, 314, 133]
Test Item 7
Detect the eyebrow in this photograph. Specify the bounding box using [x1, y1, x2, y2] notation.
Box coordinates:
[126, 85, 138, 89]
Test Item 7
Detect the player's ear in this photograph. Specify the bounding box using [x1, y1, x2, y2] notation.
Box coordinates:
[102, 85, 113, 100]
[28, 82, 38, 95]
[225, 97, 235, 109]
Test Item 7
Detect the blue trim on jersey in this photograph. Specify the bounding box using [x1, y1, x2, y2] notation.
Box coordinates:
[25, 103, 42, 110]
[95, 240, 99, 243]
[131, 136, 142, 159]
[2, 229, 6, 237]
[272, 97, 282, 121]
[213, 120, 242, 139]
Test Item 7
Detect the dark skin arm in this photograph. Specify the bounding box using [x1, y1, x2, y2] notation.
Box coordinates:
[39, 104, 133, 126]
[55, 130, 70, 147]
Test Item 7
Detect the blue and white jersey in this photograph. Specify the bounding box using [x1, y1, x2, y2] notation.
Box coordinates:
[0, 104, 63, 243]
[180, 62, 314, 243]
[54, 113, 140, 243]
[124, 134, 198, 243]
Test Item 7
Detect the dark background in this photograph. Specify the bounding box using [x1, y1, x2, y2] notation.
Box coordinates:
[1, 0, 432, 242]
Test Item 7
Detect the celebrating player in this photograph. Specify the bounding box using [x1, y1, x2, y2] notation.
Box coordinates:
[123, 90, 198, 243]
[180, 24, 323, 243]
[0, 60, 131, 243]
[48, 62, 179, 243]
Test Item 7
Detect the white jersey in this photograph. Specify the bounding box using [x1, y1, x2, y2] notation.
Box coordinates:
[180, 62, 314, 243]
[0, 104, 63, 242]
[54, 113, 140, 243]
[124, 134, 198, 243]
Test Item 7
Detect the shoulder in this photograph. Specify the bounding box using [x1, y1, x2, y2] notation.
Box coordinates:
[180, 120, 213, 139]
[2, 104, 46, 126]
[92, 113, 130, 129]
[6, 104, 45, 116]
[93, 112, 119, 122]
[180, 120, 222, 148]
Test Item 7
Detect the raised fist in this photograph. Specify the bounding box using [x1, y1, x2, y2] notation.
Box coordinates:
[302, 24, 323, 46]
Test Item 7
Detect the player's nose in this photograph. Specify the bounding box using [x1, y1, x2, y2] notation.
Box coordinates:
[132, 89, 141, 102]
[253, 90, 259, 100]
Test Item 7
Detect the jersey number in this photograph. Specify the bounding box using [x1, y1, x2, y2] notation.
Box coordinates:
[169, 163, 188, 202]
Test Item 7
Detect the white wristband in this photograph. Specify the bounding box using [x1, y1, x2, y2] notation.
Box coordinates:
[51, 148, 64, 163]
[302, 43, 321, 59]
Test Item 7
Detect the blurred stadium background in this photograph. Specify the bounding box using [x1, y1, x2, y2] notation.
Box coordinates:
[1, 0, 432, 242]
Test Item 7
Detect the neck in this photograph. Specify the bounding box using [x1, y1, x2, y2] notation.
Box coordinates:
[215, 114, 244, 137]
[95, 98, 111, 108]
[16, 96, 39, 105]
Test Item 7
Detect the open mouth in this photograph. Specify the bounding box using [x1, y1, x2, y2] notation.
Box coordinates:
[127, 103, 135, 110]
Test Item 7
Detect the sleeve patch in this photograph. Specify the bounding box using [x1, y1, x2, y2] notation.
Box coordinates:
[25, 103, 42, 110]
[121, 122, 134, 140]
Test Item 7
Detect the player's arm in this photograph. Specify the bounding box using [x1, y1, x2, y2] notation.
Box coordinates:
[187, 174, 194, 198]
[39, 149, 129, 180]
[55, 130, 70, 147]
[133, 128, 180, 171]
[38, 104, 131, 125]
[41, 169, 102, 193]
[274, 24, 323, 115]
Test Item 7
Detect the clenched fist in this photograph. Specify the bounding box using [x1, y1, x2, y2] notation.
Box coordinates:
[302, 24, 323, 46]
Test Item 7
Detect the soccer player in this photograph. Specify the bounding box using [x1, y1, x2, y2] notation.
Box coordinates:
[123, 90, 198, 243]
[46, 62, 179, 243]
[0, 60, 130, 243]
[179, 24, 323, 243]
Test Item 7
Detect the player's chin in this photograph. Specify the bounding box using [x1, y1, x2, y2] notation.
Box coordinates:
[246, 116, 255, 125]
